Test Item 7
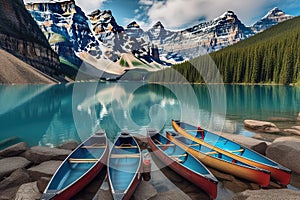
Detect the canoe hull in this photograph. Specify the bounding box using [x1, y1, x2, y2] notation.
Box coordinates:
[50, 151, 108, 200]
[147, 132, 218, 199]
[108, 132, 142, 200]
[166, 132, 270, 187]
[41, 132, 109, 200]
[172, 120, 291, 186]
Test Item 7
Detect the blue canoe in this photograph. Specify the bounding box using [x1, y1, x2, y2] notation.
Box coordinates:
[41, 130, 109, 200]
[172, 120, 291, 185]
[107, 132, 142, 200]
[147, 129, 218, 199]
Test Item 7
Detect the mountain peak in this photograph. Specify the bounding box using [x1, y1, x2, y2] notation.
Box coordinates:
[252, 7, 293, 33]
[152, 21, 164, 29]
[127, 21, 140, 29]
[262, 7, 284, 19]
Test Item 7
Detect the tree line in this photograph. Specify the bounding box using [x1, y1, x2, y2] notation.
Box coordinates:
[150, 16, 300, 85]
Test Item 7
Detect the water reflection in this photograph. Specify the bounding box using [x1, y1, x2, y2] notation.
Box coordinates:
[0, 83, 299, 148]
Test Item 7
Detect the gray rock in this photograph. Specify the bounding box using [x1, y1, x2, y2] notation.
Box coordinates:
[25, 146, 71, 164]
[218, 133, 270, 155]
[0, 168, 31, 190]
[292, 126, 300, 131]
[266, 141, 300, 174]
[0, 157, 31, 179]
[233, 189, 300, 200]
[37, 177, 51, 193]
[273, 136, 300, 143]
[134, 134, 149, 150]
[244, 120, 280, 133]
[0, 186, 19, 200]
[27, 160, 62, 181]
[133, 181, 157, 200]
[0, 142, 27, 157]
[284, 129, 300, 136]
[208, 168, 235, 182]
[149, 190, 191, 200]
[58, 141, 79, 150]
[14, 182, 41, 200]
[223, 179, 251, 193]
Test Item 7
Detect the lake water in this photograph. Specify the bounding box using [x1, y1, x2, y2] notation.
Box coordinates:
[0, 82, 299, 149]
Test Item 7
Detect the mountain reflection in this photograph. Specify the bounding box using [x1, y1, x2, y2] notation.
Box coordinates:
[0, 83, 299, 148]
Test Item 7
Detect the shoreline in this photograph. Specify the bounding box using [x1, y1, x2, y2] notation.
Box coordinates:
[0, 135, 300, 199]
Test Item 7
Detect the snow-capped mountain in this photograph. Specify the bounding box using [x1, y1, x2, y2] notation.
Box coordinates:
[252, 7, 293, 33]
[146, 11, 254, 62]
[24, 1, 294, 80]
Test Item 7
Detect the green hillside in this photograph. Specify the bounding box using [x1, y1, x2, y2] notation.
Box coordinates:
[150, 16, 300, 85]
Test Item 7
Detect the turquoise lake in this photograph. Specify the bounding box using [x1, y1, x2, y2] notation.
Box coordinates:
[0, 82, 299, 149]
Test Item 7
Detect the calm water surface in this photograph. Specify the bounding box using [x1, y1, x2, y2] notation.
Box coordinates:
[0, 82, 299, 149]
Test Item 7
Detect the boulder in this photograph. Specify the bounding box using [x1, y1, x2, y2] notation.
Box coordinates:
[0, 186, 19, 200]
[273, 136, 300, 143]
[297, 113, 300, 121]
[58, 141, 79, 150]
[219, 133, 270, 155]
[133, 181, 157, 200]
[14, 182, 41, 200]
[233, 189, 300, 200]
[27, 160, 62, 181]
[244, 120, 280, 133]
[25, 146, 71, 164]
[283, 128, 300, 136]
[0, 142, 27, 157]
[37, 177, 51, 193]
[134, 134, 149, 150]
[150, 190, 191, 200]
[0, 157, 31, 179]
[222, 179, 250, 193]
[266, 141, 300, 174]
[0, 168, 31, 190]
[208, 168, 235, 182]
[291, 126, 300, 131]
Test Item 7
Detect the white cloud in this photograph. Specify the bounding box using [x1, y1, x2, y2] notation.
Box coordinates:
[23, 0, 106, 14]
[75, 0, 106, 13]
[139, 0, 154, 6]
[145, 0, 270, 29]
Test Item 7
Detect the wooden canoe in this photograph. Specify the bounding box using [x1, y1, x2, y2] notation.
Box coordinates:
[147, 129, 218, 199]
[41, 130, 109, 200]
[107, 132, 142, 200]
[172, 120, 292, 186]
[166, 130, 271, 187]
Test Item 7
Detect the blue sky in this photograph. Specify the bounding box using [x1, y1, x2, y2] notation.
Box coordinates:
[26, 0, 300, 30]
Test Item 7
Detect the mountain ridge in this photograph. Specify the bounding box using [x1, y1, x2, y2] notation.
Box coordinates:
[23, 1, 295, 81]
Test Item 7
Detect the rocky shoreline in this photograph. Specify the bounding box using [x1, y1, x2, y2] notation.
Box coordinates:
[0, 128, 300, 200]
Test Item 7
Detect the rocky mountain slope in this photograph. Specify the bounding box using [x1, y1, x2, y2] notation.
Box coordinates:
[0, 0, 61, 84]
[24, 1, 294, 81]
[252, 7, 293, 33]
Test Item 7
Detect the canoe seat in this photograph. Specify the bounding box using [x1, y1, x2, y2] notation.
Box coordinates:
[81, 143, 106, 149]
[187, 144, 199, 147]
[173, 157, 183, 163]
[110, 153, 140, 159]
[206, 148, 244, 155]
[115, 144, 138, 149]
[170, 154, 187, 163]
[185, 129, 204, 132]
[157, 144, 175, 147]
[69, 158, 99, 163]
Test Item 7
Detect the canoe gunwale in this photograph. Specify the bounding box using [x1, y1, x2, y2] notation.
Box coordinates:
[42, 132, 109, 199]
[172, 120, 291, 185]
[147, 130, 218, 199]
[107, 133, 142, 199]
[174, 120, 291, 173]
